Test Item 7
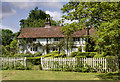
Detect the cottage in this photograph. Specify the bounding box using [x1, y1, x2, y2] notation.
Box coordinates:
[17, 18, 95, 56]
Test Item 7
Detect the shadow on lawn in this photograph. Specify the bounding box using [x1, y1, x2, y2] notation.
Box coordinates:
[96, 72, 120, 80]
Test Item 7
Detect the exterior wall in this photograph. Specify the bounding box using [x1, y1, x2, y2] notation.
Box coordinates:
[18, 37, 86, 56]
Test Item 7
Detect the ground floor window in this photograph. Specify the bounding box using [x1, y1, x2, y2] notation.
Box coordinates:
[31, 46, 38, 51]
[73, 37, 80, 41]
[53, 48, 58, 51]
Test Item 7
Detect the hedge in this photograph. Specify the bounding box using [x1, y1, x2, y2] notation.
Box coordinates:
[41, 54, 52, 58]
[75, 56, 87, 58]
[70, 52, 97, 58]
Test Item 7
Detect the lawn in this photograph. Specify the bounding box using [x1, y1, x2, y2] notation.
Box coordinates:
[1, 70, 120, 80]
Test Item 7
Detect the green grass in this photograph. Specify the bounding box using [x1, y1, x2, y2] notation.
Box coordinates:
[1, 70, 120, 80]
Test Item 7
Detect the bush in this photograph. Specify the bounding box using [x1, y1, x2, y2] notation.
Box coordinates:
[61, 51, 66, 57]
[75, 56, 87, 58]
[77, 52, 97, 58]
[14, 53, 34, 57]
[33, 51, 42, 57]
[52, 52, 66, 58]
[50, 51, 58, 55]
[27, 57, 41, 65]
[26, 62, 34, 70]
[2, 61, 27, 70]
[105, 56, 118, 72]
[94, 52, 105, 58]
[70, 52, 97, 58]
[41, 54, 52, 58]
[70, 52, 78, 57]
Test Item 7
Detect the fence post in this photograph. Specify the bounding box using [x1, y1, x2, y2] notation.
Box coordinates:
[41, 57, 43, 69]
[105, 58, 107, 71]
[24, 57, 27, 67]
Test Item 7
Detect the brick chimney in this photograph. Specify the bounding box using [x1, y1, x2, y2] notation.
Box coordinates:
[45, 18, 51, 28]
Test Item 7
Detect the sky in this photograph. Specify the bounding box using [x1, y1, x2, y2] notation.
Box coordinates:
[1, 1, 69, 33]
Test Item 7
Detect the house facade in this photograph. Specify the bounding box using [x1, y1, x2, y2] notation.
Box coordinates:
[17, 19, 95, 56]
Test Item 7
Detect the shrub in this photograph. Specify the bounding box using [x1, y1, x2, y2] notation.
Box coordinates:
[27, 56, 41, 65]
[77, 52, 97, 58]
[26, 62, 34, 70]
[70, 52, 97, 58]
[94, 52, 105, 58]
[41, 54, 52, 58]
[105, 56, 118, 72]
[70, 52, 78, 57]
[61, 51, 66, 57]
[78, 46, 82, 52]
[2, 61, 27, 70]
[34, 51, 42, 57]
[75, 56, 86, 58]
[50, 51, 58, 55]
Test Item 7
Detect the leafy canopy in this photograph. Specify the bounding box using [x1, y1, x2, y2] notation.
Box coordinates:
[2, 29, 13, 46]
[61, 2, 120, 56]
[20, 7, 57, 28]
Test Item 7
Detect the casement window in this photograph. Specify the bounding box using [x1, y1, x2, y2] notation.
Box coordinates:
[73, 37, 80, 41]
[53, 48, 58, 51]
[54, 38, 60, 41]
[31, 47, 38, 51]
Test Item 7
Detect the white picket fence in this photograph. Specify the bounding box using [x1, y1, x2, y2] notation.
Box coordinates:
[0, 57, 27, 68]
[41, 57, 108, 71]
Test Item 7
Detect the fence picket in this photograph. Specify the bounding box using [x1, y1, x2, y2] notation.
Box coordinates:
[41, 57, 118, 72]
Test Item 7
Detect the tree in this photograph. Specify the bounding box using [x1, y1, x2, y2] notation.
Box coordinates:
[20, 7, 57, 28]
[2, 29, 13, 46]
[52, 39, 66, 55]
[61, 2, 120, 56]
[61, 23, 77, 55]
[10, 39, 18, 55]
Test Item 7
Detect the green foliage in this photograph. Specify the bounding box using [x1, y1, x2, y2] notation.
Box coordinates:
[75, 56, 86, 58]
[2, 61, 27, 70]
[2, 29, 13, 46]
[61, 51, 67, 57]
[26, 62, 34, 70]
[2, 45, 9, 57]
[94, 52, 105, 58]
[14, 53, 34, 57]
[105, 56, 119, 72]
[50, 51, 58, 55]
[50, 60, 95, 73]
[33, 51, 42, 57]
[41, 51, 66, 58]
[61, 2, 120, 56]
[41, 54, 52, 58]
[20, 7, 57, 28]
[70, 52, 97, 58]
[10, 40, 18, 55]
[78, 46, 82, 52]
[70, 52, 78, 57]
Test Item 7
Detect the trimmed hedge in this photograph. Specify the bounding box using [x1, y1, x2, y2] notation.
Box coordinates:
[41, 51, 66, 58]
[41, 54, 52, 58]
[70, 52, 97, 58]
[94, 52, 105, 58]
[75, 56, 87, 58]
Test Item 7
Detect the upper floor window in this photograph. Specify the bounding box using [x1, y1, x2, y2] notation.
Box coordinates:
[73, 37, 80, 41]
[54, 38, 60, 41]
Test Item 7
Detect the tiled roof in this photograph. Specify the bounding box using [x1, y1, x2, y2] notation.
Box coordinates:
[17, 26, 95, 38]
